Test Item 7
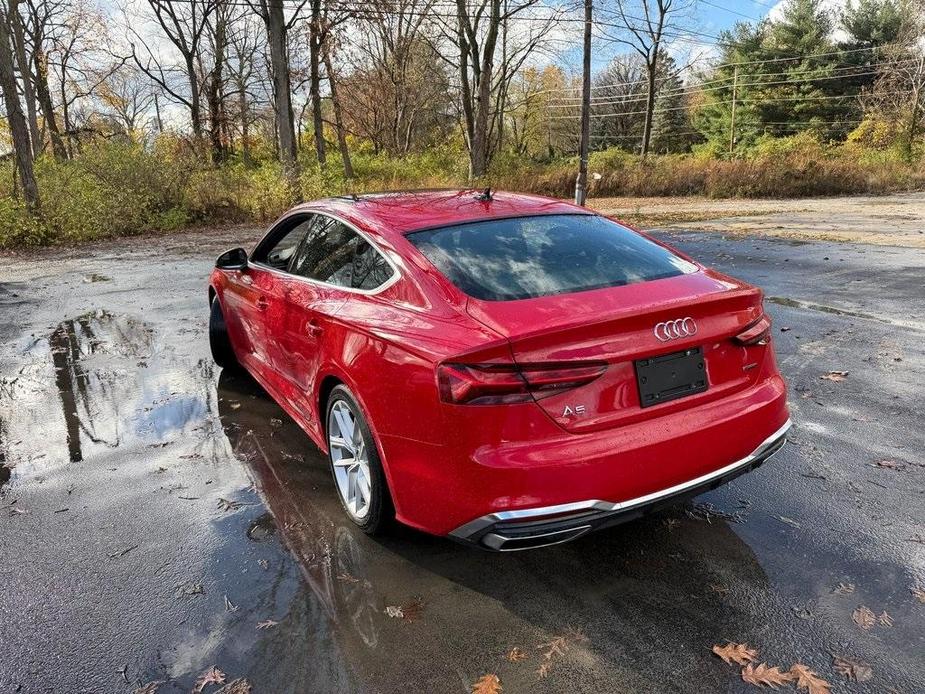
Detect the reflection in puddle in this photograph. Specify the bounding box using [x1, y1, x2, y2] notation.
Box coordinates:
[1, 310, 215, 469]
[215, 370, 782, 692]
[218, 372, 382, 652]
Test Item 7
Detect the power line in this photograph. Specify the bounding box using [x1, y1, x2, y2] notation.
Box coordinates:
[543, 59, 914, 109]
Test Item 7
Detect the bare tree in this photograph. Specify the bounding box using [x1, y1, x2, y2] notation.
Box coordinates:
[129, 0, 216, 140]
[9, 0, 38, 158]
[0, 2, 39, 209]
[249, 0, 303, 196]
[322, 33, 352, 177]
[97, 64, 156, 137]
[23, 0, 67, 159]
[446, 0, 560, 178]
[603, 0, 693, 157]
[227, 13, 265, 164]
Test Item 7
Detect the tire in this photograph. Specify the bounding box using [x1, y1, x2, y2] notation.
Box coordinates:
[326, 385, 393, 535]
[209, 296, 239, 369]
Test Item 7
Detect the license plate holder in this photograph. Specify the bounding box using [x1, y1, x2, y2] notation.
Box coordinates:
[635, 347, 708, 408]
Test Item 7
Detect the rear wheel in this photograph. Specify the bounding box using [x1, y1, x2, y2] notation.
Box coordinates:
[326, 385, 392, 534]
[209, 296, 238, 369]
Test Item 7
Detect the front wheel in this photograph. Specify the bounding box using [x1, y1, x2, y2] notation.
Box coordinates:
[326, 385, 393, 535]
[209, 296, 238, 369]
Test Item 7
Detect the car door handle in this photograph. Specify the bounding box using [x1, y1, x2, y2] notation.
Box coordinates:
[255, 297, 269, 311]
[306, 319, 324, 337]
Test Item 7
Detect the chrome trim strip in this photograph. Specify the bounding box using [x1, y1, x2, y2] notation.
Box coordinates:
[450, 418, 792, 541]
[482, 525, 593, 552]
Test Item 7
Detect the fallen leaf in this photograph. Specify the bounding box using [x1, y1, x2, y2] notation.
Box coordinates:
[852, 605, 876, 630]
[832, 656, 872, 682]
[505, 647, 528, 663]
[710, 584, 731, 596]
[256, 619, 278, 629]
[133, 681, 164, 694]
[214, 679, 252, 694]
[820, 371, 848, 382]
[193, 666, 226, 693]
[872, 459, 903, 470]
[877, 610, 894, 627]
[741, 662, 794, 688]
[537, 636, 569, 661]
[384, 605, 403, 618]
[218, 498, 244, 512]
[471, 673, 502, 694]
[712, 642, 759, 666]
[223, 595, 237, 612]
[175, 581, 204, 597]
[911, 587, 925, 603]
[832, 582, 855, 595]
[790, 664, 831, 694]
[536, 661, 552, 679]
[400, 598, 425, 622]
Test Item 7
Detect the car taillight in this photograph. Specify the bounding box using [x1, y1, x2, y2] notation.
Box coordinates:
[437, 362, 607, 405]
[734, 314, 772, 346]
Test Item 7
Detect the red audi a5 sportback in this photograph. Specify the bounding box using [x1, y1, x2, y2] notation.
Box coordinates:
[208, 190, 790, 550]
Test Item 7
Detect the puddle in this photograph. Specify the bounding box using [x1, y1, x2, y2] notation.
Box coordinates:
[0, 310, 213, 469]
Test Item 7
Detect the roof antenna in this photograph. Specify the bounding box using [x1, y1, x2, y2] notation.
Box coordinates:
[476, 187, 492, 201]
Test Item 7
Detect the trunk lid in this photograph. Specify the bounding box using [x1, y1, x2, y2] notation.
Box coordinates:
[465, 270, 766, 433]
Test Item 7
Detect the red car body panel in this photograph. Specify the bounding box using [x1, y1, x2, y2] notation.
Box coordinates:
[210, 191, 789, 545]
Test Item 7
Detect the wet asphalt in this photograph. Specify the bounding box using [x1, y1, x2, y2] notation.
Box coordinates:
[0, 226, 923, 694]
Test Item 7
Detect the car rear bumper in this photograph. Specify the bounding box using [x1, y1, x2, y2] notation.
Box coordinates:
[448, 418, 791, 550]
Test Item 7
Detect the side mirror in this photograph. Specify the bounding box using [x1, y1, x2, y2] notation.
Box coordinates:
[216, 247, 248, 270]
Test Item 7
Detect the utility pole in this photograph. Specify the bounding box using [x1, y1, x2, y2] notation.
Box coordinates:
[575, 0, 592, 206]
[729, 64, 738, 155]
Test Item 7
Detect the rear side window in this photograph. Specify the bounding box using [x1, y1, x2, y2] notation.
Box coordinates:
[289, 215, 395, 290]
[407, 214, 697, 301]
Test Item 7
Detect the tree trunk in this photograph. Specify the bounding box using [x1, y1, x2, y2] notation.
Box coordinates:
[641, 53, 658, 158]
[0, 8, 39, 210]
[266, 0, 300, 198]
[322, 44, 353, 178]
[238, 79, 251, 166]
[309, 0, 326, 167]
[10, 0, 38, 160]
[208, 14, 228, 163]
[33, 48, 67, 161]
[469, 0, 501, 179]
[185, 54, 202, 139]
[456, 2, 475, 173]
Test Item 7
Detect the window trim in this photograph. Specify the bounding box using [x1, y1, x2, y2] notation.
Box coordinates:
[250, 210, 402, 296]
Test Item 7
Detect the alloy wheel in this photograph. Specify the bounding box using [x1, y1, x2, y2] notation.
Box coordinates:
[328, 400, 373, 520]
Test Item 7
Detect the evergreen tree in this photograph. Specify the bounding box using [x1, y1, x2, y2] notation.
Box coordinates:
[651, 53, 699, 153]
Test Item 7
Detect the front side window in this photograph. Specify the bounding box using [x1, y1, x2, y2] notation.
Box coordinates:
[407, 214, 698, 301]
[289, 216, 395, 291]
[255, 216, 314, 270]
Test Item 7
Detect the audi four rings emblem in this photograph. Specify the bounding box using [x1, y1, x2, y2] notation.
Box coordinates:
[654, 317, 697, 342]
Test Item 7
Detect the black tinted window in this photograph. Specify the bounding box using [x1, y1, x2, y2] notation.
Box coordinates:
[290, 216, 395, 290]
[259, 217, 313, 270]
[407, 214, 697, 301]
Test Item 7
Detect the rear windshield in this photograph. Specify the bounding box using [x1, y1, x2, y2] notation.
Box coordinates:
[407, 214, 697, 301]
